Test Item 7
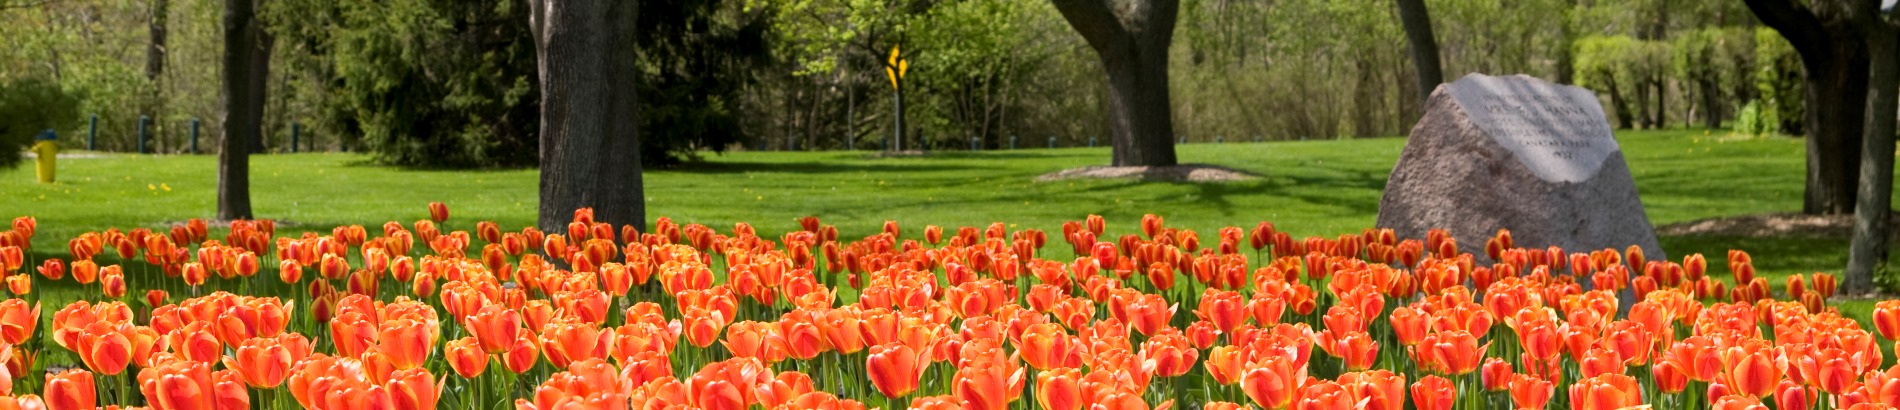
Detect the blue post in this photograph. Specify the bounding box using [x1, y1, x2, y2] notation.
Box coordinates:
[1178, 136, 1186, 144]
[970, 137, 979, 151]
[190, 119, 200, 154]
[1047, 136, 1055, 149]
[1089, 136, 1097, 148]
[291, 123, 301, 153]
[1255, 135, 1263, 143]
[87, 115, 97, 151]
[1009, 136, 1017, 150]
[1216, 136, 1224, 144]
[137, 115, 150, 154]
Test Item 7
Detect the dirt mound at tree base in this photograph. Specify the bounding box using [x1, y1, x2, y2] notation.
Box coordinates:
[1036, 164, 1260, 182]
[1656, 211, 1900, 238]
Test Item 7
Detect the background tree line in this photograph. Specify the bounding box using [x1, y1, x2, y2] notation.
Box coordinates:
[0, 0, 1809, 168]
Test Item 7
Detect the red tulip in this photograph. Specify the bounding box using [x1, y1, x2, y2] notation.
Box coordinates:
[1411, 375, 1455, 410]
[867, 342, 929, 398]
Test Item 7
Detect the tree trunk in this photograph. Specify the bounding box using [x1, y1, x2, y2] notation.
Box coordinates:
[250, 30, 273, 154]
[1701, 76, 1722, 129]
[1050, 0, 1179, 167]
[1395, 0, 1442, 107]
[218, 0, 257, 220]
[1554, 0, 1576, 84]
[146, 0, 167, 109]
[1744, 0, 1873, 215]
[1845, 9, 1898, 295]
[1606, 73, 1634, 129]
[532, 0, 644, 233]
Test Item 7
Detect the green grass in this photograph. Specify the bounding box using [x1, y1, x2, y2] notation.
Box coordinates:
[3, 128, 1894, 366]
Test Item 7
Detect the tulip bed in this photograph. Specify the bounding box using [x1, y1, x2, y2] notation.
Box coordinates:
[0, 205, 1895, 410]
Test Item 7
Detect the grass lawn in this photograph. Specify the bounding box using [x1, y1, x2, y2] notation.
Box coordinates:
[2, 128, 1893, 366]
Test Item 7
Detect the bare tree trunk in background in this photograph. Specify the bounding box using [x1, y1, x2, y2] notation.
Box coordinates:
[532, 0, 645, 233]
[1744, 0, 1872, 215]
[1395, 0, 1442, 108]
[218, 0, 258, 220]
[250, 29, 273, 153]
[1554, 0, 1576, 84]
[147, 0, 167, 139]
[1050, 0, 1179, 167]
[1846, 2, 1898, 295]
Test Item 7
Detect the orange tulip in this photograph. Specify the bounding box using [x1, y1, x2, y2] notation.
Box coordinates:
[1730, 347, 1782, 398]
[1508, 375, 1553, 410]
[0, 299, 37, 345]
[1656, 360, 1690, 393]
[1422, 330, 1487, 375]
[1196, 288, 1247, 333]
[952, 355, 1024, 410]
[1296, 380, 1354, 410]
[1242, 355, 1301, 409]
[1036, 367, 1082, 410]
[374, 316, 435, 368]
[387, 367, 444, 410]
[69, 260, 97, 285]
[503, 332, 539, 374]
[1141, 331, 1200, 377]
[279, 260, 303, 284]
[101, 265, 125, 297]
[467, 304, 523, 354]
[428, 202, 450, 223]
[446, 336, 487, 379]
[1877, 301, 1900, 341]
[44, 369, 93, 410]
[1020, 323, 1080, 370]
[1482, 358, 1513, 391]
[75, 322, 131, 375]
[225, 336, 296, 388]
[867, 342, 930, 398]
[5, 274, 29, 295]
[1390, 306, 1428, 346]
[1411, 375, 1455, 410]
[542, 319, 607, 369]
[1569, 374, 1642, 410]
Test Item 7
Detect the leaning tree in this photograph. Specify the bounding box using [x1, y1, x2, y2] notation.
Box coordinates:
[1742, 0, 1873, 216]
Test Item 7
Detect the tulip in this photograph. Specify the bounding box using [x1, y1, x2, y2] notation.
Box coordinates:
[388, 367, 444, 410]
[1196, 288, 1246, 333]
[5, 274, 29, 295]
[224, 336, 296, 388]
[1020, 323, 1079, 370]
[1877, 301, 1900, 341]
[1035, 367, 1082, 410]
[1141, 331, 1199, 377]
[1390, 306, 1428, 346]
[446, 336, 487, 379]
[0, 300, 36, 345]
[1423, 330, 1487, 375]
[1731, 348, 1782, 398]
[867, 342, 929, 398]
[467, 305, 523, 354]
[428, 202, 450, 223]
[101, 265, 125, 298]
[503, 333, 539, 374]
[69, 260, 97, 284]
[1570, 374, 1642, 410]
[1656, 360, 1690, 394]
[1296, 380, 1354, 410]
[1482, 358, 1513, 391]
[1411, 375, 1455, 410]
[1509, 374, 1554, 410]
[952, 356, 1023, 410]
[44, 369, 93, 410]
[1243, 355, 1301, 409]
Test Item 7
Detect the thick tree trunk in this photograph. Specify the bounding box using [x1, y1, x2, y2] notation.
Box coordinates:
[218, 0, 257, 220]
[1050, 0, 1179, 167]
[1744, 0, 1872, 215]
[1606, 74, 1634, 129]
[1845, 10, 1898, 295]
[1701, 77, 1722, 129]
[532, 0, 644, 233]
[147, 0, 167, 82]
[1395, 0, 1442, 107]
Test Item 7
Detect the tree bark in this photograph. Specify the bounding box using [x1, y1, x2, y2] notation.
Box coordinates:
[1744, 0, 1873, 215]
[250, 29, 273, 154]
[218, 0, 257, 220]
[1845, 3, 1897, 295]
[1395, 0, 1442, 108]
[532, 0, 644, 233]
[1050, 0, 1178, 167]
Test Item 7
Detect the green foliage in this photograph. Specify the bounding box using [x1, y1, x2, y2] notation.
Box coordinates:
[1753, 27, 1805, 136]
[636, 0, 773, 165]
[0, 77, 80, 168]
[1734, 100, 1780, 137]
[326, 0, 539, 168]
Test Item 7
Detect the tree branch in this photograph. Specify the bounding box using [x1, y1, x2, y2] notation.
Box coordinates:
[1048, 0, 1129, 52]
[1741, 0, 1830, 58]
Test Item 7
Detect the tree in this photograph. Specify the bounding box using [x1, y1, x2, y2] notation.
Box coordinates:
[1845, 0, 1898, 295]
[1742, 0, 1872, 215]
[1394, 0, 1441, 106]
[1049, 0, 1178, 167]
[218, 0, 260, 220]
[531, 0, 645, 233]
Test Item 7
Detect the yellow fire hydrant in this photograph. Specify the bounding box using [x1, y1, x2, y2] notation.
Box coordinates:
[31, 130, 56, 184]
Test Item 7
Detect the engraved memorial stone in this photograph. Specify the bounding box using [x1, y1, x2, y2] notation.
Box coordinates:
[1377, 73, 1665, 265]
